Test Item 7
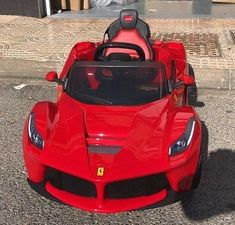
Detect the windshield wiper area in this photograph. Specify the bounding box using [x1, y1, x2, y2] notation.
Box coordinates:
[76, 92, 113, 105]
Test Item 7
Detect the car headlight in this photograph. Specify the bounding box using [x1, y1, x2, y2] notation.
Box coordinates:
[169, 118, 195, 156]
[28, 112, 44, 149]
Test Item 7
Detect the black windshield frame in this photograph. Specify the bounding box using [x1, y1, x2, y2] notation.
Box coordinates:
[65, 61, 169, 106]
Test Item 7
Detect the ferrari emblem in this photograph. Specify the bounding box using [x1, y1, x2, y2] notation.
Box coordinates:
[97, 167, 104, 176]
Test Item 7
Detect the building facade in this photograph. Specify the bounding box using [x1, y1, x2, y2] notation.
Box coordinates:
[0, 0, 62, 18]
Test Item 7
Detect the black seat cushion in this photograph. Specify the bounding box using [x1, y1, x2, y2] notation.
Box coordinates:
[107, 53, 132, 62]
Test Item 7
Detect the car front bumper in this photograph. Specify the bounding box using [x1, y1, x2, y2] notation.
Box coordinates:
[25, 148, 199, 213]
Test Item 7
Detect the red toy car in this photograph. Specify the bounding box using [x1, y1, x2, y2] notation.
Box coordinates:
[23, 9, 202, 213]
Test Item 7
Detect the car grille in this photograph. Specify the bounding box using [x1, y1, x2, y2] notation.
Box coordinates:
[45, 168, 169, 200]
[45, 167, 97, 198]
[105, 173, 169, 199]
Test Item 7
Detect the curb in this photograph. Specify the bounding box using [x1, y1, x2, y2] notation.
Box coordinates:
[194, 68, 235, 90]
[0, 59, 59, 80]
[0, 59, 234, 90]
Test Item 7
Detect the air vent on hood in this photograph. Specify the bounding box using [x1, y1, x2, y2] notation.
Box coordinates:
[88, 145, 121, 154]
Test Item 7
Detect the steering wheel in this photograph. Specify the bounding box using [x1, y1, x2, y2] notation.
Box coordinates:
[94, 42, 145, 61]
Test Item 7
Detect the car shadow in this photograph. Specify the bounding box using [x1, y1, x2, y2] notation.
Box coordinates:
[181, 122, 235, 220]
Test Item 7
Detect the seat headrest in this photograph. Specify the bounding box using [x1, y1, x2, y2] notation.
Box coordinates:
[107, 9, 151, 40]
[120, 9, 138, 29]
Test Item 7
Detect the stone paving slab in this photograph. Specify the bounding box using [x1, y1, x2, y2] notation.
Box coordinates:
[0, 15, 235, 89]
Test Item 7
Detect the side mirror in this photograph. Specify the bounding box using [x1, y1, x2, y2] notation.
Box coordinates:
[173, 74, 195, 88]
[45, 71, 64, 85]
[180, 74, 195, 86]
[45, 71, 58, 82]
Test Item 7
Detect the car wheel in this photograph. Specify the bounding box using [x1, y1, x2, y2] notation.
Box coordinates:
[191, 151, 202, 189]
[187, 63, 197, 105]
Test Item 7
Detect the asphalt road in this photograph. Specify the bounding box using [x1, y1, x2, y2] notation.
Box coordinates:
[0, 79, 234, 225]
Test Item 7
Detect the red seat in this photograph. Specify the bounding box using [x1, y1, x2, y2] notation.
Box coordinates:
[105, 10, 154, 60]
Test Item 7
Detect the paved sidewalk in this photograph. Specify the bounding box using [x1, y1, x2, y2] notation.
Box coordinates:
[0, 15, 235, 89]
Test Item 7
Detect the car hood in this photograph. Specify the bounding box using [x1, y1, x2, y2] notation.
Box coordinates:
[83, 104, 143, 139]
[46, 94, 172, 180]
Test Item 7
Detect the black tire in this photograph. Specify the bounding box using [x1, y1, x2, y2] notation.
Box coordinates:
[191, 150, 202, 189]
[187, 63, 197, 105]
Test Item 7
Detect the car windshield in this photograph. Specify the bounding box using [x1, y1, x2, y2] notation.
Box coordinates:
[65, 61, 169, 106]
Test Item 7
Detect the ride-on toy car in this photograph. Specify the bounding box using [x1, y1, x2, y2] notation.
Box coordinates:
[23, 9, 202, 213]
